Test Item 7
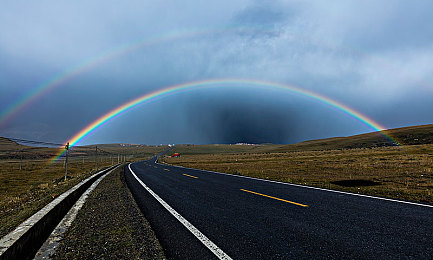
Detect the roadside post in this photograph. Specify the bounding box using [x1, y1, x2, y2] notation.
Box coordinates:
[95, 146, 98, 170]
[64, 142, 69, 181]
[20, 150, 23, 171]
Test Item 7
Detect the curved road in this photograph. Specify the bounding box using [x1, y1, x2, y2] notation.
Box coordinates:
[125, 157, 433, 259]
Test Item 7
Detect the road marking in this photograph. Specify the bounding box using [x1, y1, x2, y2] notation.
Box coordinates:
[128, 164, 232, 260]
[240, 189, 308, 207]
[164, 168, 170, 171]
[157, 162, 433, 209]
[183, 173, 198, 179]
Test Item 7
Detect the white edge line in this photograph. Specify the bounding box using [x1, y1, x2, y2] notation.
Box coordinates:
[34, 165, 119, 259]
[156, 160, 433, 209]
[128, 163, 232, 260]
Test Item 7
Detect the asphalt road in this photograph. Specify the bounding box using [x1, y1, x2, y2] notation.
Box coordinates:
[125, 157, 433, 259]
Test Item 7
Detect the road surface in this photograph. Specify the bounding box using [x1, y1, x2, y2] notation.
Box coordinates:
[125, 157, 433, 259]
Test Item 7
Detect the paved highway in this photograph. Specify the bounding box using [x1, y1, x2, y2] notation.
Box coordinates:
[125, 157, 433, 259]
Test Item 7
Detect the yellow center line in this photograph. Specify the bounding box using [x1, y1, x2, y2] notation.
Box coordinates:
[164, 169, 170, 171]
[240, 189, 309, 207]
[183, 173, 199, 179]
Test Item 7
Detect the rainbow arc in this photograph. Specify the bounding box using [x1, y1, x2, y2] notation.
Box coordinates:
[52, 79, 399, 162]
[0, 27, 273, 126]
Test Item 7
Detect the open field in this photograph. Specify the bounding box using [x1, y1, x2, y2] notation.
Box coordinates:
[269, 124, 433, 152]
[0, 138, 167, 238]
[171, 143, 279, 155]
[164, 144, 433, 204]
[172, 124, 433, 156]
[2, 124, 433, 238]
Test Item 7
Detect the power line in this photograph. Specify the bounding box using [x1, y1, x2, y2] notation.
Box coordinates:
[3, 136, 128, 158]
[3, 137, 64, 147]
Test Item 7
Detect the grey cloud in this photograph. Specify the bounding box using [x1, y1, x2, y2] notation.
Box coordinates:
[233, 2, 287, 27]
[0, 0, 432, 145]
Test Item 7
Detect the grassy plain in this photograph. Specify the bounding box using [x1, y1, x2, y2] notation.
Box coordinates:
[165, 139, 433, 205]
[0, 138, 166, 238]
[2, 124, 433, 237]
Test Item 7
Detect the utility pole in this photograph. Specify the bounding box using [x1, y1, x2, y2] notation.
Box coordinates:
[95, 145, 98, 171]
[20, 150, 23, 171]
[64, 142, 69, 181]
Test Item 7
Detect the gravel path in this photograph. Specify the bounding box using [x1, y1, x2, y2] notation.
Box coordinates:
[53, 165, 165, 259]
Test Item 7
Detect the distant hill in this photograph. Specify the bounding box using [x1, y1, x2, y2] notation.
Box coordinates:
[386, 124, 433, 145]
[1, 123, 432, 155]
[0, 137, 26, 151]
[270, 124, 433, 152]
[174, 124, 433, 155]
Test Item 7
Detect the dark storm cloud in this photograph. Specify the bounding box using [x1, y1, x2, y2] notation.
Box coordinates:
[185, 97, 298, 144]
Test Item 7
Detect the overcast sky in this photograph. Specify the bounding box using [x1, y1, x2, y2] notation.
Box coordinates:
[1, 0, 432, 145]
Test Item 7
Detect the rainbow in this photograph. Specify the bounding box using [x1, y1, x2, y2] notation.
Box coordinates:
[52, 79, 399, 161]
[0, 27, 274, 127]
[2, 26, 428, 129]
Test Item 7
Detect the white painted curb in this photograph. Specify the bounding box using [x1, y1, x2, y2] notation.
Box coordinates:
[34, 165, 120, 259]
[0, 165, 118, 259]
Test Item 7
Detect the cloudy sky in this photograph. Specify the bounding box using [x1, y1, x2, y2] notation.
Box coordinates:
[0, 0, 432, 145]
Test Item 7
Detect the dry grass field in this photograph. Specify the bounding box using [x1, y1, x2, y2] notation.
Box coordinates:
[2, 124, 433, 238]
[0, 158, 111, 238]
[164, 144, 433, 205]
[0, 138, 166, 238]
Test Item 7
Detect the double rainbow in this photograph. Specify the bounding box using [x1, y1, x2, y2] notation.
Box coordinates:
[52, 79, 398, 161]
[0, 27, 273, 126]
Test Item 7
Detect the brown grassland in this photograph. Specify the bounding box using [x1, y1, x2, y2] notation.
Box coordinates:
[0, 137, 166, 238]
[164, 126, 433, 205]
[1, 124, 433, 238]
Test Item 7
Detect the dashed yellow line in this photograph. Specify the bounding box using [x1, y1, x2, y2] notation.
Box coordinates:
[164, 169, 170, 171]
[240, 189, 308, 207]
[183, 174, 198, 179]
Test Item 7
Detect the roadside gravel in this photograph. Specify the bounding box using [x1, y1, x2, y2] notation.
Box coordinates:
[52, 165, 165, 259]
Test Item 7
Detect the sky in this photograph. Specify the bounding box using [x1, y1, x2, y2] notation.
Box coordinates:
[0, 0, 432, 145]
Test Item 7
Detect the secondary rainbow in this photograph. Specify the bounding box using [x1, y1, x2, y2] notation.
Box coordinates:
[2, 26, 428, 129]
[0, 30, 197, 125]
[52, 79, 398, 161]
[0, 27, 273, 127]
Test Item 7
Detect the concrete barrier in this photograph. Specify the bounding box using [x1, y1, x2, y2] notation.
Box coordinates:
[0, 165, 119, 260]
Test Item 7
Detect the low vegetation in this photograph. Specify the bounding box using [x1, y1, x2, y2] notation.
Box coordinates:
[2, 124, 433, 238]
[165, 144, 433, 204]
[0, 138, 166, 238]
[0, 158, 112, 238]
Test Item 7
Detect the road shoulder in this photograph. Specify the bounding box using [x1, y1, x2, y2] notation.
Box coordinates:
[52, 165, 165, 259]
